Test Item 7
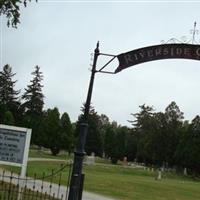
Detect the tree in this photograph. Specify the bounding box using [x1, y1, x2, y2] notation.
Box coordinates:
[0, 104, 7, 123]
[104, 123, 117, 163]
[85, 109, 103, 157]
[187, 115, 200, 175]
[129, 104, 154, 131]
[176, 116, 200, 175]
[165, 101, 184, 125]
[0, 0, 37, 28]
[150, 112, 168, 167]
[164, 101, 184, 167]
[115, 126, 127, 161]
[98, 114, 110, 155]
[0, 64, 20, 124]
[104, 121, 130, 164]
[124, 129, 138, 162]
[129, 104, 155, 164]
[3, 111, 15, 125]
[22, 65, 44, 116]
[22, 65, 44, 144]
[43, 107, 62, 156]
[60, 112, 74, 155]
[174, 120, 190, 171]
[76, 104, 103, 157]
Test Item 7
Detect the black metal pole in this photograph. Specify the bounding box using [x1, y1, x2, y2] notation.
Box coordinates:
[68, 42, 99, 200]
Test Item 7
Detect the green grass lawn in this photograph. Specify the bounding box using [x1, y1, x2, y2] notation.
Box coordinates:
[28, 148, 72, 160]
[0, 182, 60, 200]
[1, 161, 200, 200]
[83, 164, 200, 200]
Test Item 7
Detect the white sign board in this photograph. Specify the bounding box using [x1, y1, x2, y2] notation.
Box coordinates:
[0, 124, 31, 177]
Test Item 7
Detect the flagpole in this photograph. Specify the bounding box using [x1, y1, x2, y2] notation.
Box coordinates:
[68, 42, 99, 200]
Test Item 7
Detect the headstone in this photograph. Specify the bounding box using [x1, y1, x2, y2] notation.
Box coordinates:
[157, 169, 162, 180]
[184, 167, 187, 176]
[123, 156, 128, 166]
[86, 152, 95, 165]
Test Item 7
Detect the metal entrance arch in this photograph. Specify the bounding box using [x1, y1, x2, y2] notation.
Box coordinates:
[67, 42, 200, 200]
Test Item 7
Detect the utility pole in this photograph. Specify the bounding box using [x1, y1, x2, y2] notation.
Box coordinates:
[68, 42, 99, 200]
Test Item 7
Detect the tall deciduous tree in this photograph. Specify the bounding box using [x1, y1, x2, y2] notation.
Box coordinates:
[0, 0, 37, 28]
[164, 101, 184, 167]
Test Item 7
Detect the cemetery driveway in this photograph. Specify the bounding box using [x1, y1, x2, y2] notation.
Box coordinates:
[28, 158, 116, 200]
[1, 158, 116, 200]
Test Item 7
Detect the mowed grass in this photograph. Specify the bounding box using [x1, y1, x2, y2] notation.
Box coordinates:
[83, 164, 200, 200]
[28, 149, 71, 160]
[1, 161, 200, 200]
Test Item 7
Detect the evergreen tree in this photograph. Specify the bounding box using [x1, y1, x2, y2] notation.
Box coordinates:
[129, 104, 155, 164]
[104, 123, 117, 163]
[76, 104, 103, 157]
[3, 111, 15, 125]
[85, 109, 103, 157]
[43, 107, 62, 156]
[104, 122, 130, 164]
[115, 126, 127, 161]
[125, 129, 138, 162]
[176, 116, 200, 175]
[0, 64, 20, 124]
[175, 120, 190, 172]
[150, 112, 168, 167]
[187, 115, 200, 175]
[99, 114, 110, 156]
[22, 65, 44, 116]
[60, 112, 74, 155]
[129, 104, 154, 131]
[22, 65, 44, 144]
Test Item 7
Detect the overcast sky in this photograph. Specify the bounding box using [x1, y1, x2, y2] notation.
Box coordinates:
[1, 1, 200, 126]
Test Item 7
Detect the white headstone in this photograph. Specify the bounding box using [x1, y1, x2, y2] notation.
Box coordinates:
[123, 156, 128, 166]
[184, 167, 187, 176]
[86, 152, 95, 165]
[157, 170, 162, 180]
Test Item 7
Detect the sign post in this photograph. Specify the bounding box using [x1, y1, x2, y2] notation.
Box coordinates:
[0, 124, 32, 179]
[68, 42, 99, 200]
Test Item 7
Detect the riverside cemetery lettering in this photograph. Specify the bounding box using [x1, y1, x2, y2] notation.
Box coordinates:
[115, 44, 200, 73]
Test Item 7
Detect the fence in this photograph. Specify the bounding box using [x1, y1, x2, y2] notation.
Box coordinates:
[0, 162, 72, 200]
